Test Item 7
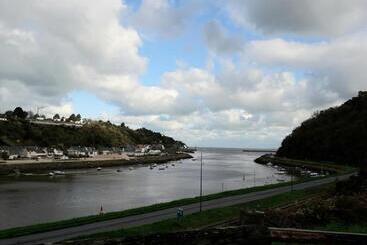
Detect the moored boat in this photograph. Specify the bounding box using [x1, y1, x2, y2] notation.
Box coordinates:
[53, 170, 66, 175]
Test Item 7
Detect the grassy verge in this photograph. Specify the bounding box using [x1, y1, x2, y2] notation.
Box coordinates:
[0, 170, 353, 240]
[78, 185, 331, 240]
[317, 222, 367, 234]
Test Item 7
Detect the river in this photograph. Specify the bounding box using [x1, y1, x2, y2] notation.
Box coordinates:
[0, 148, 290, 229]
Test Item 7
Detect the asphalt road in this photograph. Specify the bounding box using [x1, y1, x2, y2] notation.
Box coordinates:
[0, 173, 354, 245]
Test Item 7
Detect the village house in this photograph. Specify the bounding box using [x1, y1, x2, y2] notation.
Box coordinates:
[67, 146, 98, 158]
[47, 148, 64, 158]
[6, 147, 29, 160]
[98, 147, 112, 155]
[135, 144, 150, 153]
[67, 147, 84, 157]
[83, 147, 98, 157]
[147, 149, 161, 155]
[26, 147, 48, 159]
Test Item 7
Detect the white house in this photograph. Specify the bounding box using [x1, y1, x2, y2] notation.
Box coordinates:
[148, 149, 161, 155]
[47, 148, 64, 158]
[29, 149, 48, 159]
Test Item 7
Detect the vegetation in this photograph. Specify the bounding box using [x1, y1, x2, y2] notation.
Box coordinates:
[277, 91, 367, 166]
[263, 173, 367, 234]
[76, 185, 329, 240]
[0, 107, 184, 149]
[317, 222, 367, 234]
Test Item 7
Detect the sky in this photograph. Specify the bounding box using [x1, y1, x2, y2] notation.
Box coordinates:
[0, 0, 367, 148]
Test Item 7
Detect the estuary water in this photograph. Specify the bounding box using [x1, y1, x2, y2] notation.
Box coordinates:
[0, 148, 290, 229]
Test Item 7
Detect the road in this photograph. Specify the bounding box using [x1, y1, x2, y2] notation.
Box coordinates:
[0, 173, 354, 245]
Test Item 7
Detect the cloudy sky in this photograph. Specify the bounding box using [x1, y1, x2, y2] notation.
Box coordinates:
[0, 0, 366, 148]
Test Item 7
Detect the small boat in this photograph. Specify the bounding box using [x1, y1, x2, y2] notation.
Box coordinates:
[150, 165, 154, 169]
[49, 172, 55, 176]
[97, 167, 102, 171]
[153, 163, 157, 167]
[129, 167, 133, 171]
[54, 170, 66, 175]
[158, 166, 165, 170]
[116, 169, 121, 172]
[310, 172, 318, 177]
[192, 159, 197, 161]
[165, 164, 168, 168]
[171, 163, 175, 166]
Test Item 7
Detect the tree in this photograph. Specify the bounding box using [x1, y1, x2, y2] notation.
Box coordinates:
[13, 107, 28, 119]
[76, 114, 81, 121]
[53, 114, 60, 120]
[1, 152, 9, 160]
[4, 111, 13, 118]
[68, 114, 76, 122]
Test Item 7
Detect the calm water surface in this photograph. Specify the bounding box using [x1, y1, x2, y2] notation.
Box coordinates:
[0, 148, 290, 229]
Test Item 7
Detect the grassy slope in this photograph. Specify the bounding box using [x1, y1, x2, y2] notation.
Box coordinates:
[317, 222, 367, 234]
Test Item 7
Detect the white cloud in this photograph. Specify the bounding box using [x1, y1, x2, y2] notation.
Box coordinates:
[0, 0, 183, 116]
[246, 34, 367, 98]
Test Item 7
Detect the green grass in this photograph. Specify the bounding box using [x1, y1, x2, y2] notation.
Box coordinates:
[78, 185, 329, 240]
[0, 168, 353, 240]
[317, 222, 367, 234]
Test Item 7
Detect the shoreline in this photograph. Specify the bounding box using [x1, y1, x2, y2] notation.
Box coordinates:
[0, 153, 193, 175]
[254, 154, 354, 174]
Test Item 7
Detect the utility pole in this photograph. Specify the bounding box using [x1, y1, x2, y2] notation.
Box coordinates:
[253, 166, 256, 187]
[291, 167, 294, 191]
[199, 151, 203, 212]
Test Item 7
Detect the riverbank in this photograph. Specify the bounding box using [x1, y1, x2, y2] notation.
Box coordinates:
[254, 154, 355, 174]
[0, 153, 192, 175]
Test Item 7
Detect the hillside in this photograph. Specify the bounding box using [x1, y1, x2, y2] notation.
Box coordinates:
[277, 91, 367, 166]
[0, 119, 185, 150]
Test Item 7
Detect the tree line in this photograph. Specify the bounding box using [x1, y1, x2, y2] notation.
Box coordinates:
[1, 107, 82, 122]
